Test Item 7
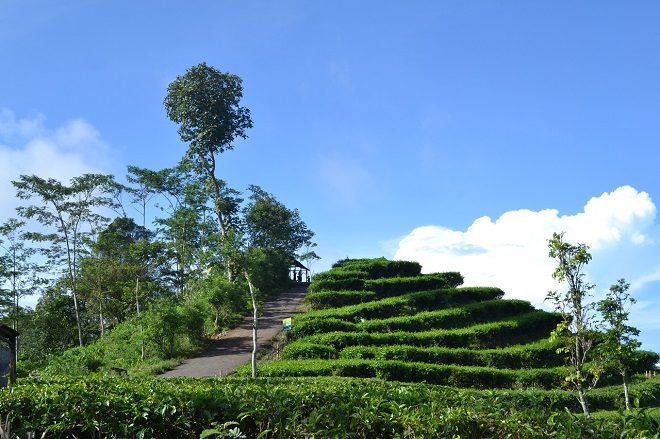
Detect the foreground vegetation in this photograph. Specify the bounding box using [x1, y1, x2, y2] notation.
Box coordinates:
[3, 256, 659, 437]
[2, 376, 660, 438]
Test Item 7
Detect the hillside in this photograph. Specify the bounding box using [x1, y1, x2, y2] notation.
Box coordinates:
[237, 257, 658, 392]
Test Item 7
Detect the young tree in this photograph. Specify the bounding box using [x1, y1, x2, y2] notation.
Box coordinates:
[0, 219, 43, 340]
[597, 279, 641, 410]
[12, 174, 119, 346]
[222, 186, 315, 378]
[164, 62, 252, 238]
[545, 232, 602, 417]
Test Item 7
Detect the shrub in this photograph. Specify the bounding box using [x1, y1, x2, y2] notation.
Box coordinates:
[289, 317, 357, 339]
[303, 290, 377, 309]
[296, 287, 505, 324]
[366, 272, 464, 298]
[330, 257, 422, 278]
[358, 299, 536, 332]
[281, 342, 338, 360]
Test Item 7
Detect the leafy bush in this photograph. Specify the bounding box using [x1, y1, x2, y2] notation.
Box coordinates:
[296, 287, 505, 324]
[303, 289, 377, 309]
[288, 317, 357, 339]
[340, 340, 564, 369]
[331, 258, 422, 279]
[2, 376, 659, 437]
[300, 311, 562, 351]
[307, 277, 366, 294]
[357, 299, 536, 332]
[281, 342, 338, 360]
[367, 272, 464, 298]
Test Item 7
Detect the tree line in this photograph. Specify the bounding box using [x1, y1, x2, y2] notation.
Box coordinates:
[0, 63, 318, 373]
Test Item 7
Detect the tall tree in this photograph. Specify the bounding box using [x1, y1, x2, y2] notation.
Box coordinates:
[545, 232, 602, 417]
[597, 279, 641, 410]
[164, 62, 252, 238]
[13, 174, 119, 346]
[0, 218, 42, 335]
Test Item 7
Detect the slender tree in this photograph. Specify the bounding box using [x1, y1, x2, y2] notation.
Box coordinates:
[0, 218, 42, 334]
[597, 279, 641, 410]
[13, 174, 118, 346]
[545, 232, 602, 417]
[164, 62, 252, 238]
[226, 186, 315, 378]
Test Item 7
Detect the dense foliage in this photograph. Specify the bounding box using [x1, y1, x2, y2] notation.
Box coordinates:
[0, 64, 315, 376]
[1, 376, 660, 438]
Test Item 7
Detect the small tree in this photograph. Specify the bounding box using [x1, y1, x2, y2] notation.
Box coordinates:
[597, 278, 641, 410]
[545, 232, 602, 417]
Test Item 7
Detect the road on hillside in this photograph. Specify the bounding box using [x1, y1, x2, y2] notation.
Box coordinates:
[159, 283, 308, 378]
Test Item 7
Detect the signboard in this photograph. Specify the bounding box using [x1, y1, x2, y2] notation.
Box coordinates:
[0, 345, 9, 388]
[282, 317, 292, 330]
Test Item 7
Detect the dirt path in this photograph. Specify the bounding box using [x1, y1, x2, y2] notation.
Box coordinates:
[159, 283, 308, 378]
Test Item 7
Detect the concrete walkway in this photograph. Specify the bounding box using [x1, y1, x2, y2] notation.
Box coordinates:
[159, 283, 308, 378]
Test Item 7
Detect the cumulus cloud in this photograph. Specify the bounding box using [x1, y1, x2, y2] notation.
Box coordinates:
[0, 109, 115, 224]
[394, 186, 660, 352]
[395, 186, 658, 306]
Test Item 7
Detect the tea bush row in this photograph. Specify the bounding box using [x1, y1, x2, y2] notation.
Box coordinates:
[297, 287, 505, 322]
[307, 272, 464, 295]
[288, 311, 563, 352]
[290, 299, 538, 339]
[3, 376, 658, 437]
[337, 340, 564, 369]
[358, 299, 537, 333]
[320, 257, 423, 280]
[303, 289, 377, 309]
[238, 358, 593, 390]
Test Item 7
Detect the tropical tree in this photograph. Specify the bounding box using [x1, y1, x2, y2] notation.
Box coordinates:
[545, 231, 602, 417]
[12, 173, 119, 346]
[597, 278, 641, 410]
[164, 62, 252, 238]
[0, 218, 42, 335]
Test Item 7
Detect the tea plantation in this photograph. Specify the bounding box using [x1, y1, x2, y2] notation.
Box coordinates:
[2, 257, 660, 438]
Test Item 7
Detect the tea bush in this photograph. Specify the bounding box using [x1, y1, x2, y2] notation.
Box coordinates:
[303, 289, 377, 309]
[297, 287, 505, 323]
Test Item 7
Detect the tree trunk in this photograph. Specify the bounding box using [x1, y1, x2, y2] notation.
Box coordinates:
[623, 369, 631, 410]
[99, 299, 104, 338]
[135, 276, 145, 362]
[577, 384, 590, 418]
[245, 270, 258, 379]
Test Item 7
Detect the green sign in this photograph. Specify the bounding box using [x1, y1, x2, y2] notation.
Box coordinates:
[283, 318, 292, 330]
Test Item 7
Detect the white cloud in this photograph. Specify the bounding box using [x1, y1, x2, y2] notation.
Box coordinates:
[0, 109, 115, 224]
[395, 186, 658, 305]
[394, 186, 660, 352]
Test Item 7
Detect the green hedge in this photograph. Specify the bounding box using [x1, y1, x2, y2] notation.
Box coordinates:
[311, 269, 370, 282]
[236, 358, 571, 390]
[294, 311, 563, 351]
[303, 289, 377, 309]
[288, 317, 357, 340]
[339, 340, 564, 369]
[330, 257, 422, 278]
[308, 271, 464, 296]
[296, 287, 505, 324]
[280, 342, 338, 360]
[367, 272, 464, 298]
[307, 277, 367, 293]
[357, 299, 537, 332]
[3, 376, 659, 437]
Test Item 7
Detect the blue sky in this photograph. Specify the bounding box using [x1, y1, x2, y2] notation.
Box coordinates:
[2, 1, 660, 353]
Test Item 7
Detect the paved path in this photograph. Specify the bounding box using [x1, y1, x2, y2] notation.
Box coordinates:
[159, 283, 308, 378]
